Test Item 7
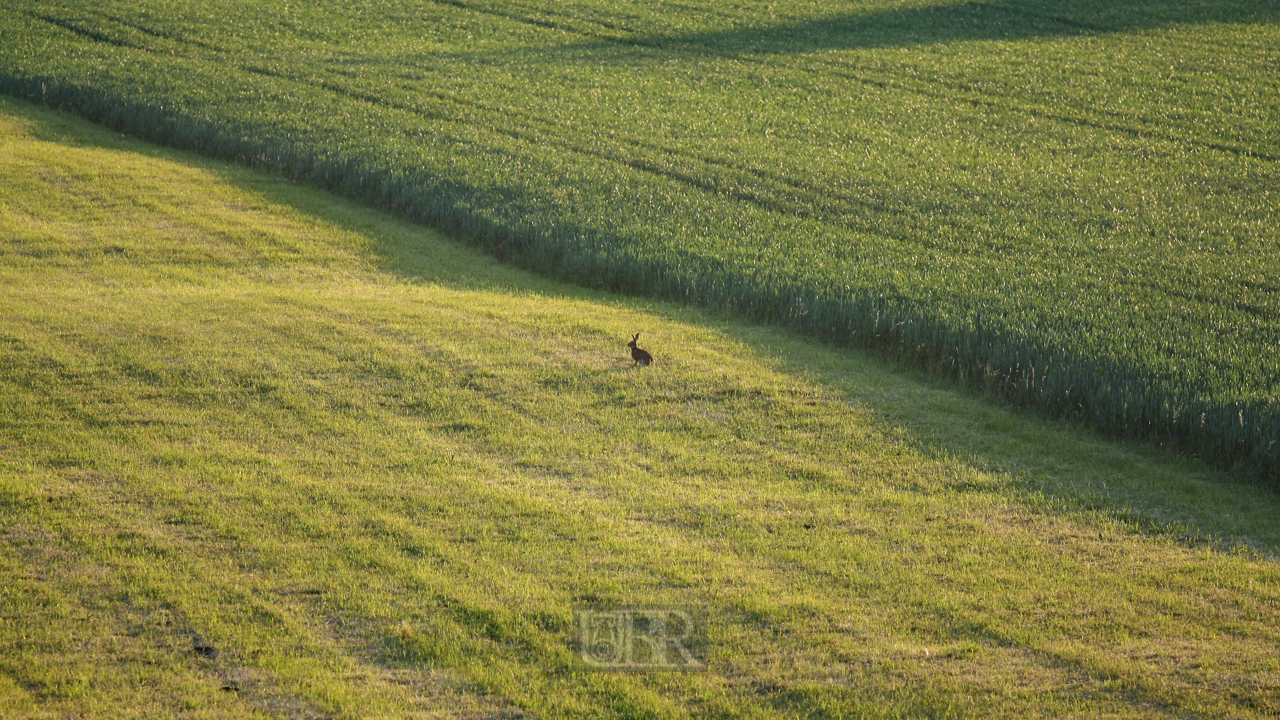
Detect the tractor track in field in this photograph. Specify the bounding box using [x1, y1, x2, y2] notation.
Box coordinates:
[230, 63, 916, 240]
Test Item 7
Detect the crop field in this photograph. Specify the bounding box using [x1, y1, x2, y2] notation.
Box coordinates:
[4, 94, 1280, 719]
[1, 0, 1277, 482]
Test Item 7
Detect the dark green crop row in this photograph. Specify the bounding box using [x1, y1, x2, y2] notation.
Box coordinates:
[2, 0, 1278, 481]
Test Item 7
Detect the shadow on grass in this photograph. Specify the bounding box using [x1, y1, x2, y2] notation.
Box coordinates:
[765, 343, 1280, 557]
[502, 0, 1280, 59]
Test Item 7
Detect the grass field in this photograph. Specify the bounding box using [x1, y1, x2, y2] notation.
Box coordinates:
[1, 0, 1277, 481]
[4, 96, 1280, 718]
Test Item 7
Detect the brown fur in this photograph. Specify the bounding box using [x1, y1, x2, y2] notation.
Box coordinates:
[627, 333, 653, 367]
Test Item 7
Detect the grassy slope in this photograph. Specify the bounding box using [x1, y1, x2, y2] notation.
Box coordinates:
[4, 97, 1280, 719]
[1, 0, 1278, 479]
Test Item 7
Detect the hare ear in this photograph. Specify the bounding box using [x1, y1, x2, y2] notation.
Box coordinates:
[633, 333, 640, 340]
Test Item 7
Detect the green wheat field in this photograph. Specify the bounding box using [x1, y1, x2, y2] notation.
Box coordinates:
[2, 0, 1279, 717]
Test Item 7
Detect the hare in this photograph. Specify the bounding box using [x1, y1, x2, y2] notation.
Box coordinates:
[627, 333, 653, 367]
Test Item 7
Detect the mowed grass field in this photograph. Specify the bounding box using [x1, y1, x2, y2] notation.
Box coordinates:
[4, 97, 1280, 718]
[1, 0, 1278, 480]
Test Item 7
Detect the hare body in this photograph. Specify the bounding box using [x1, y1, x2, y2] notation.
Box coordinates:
[627, 333, 653, 366]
